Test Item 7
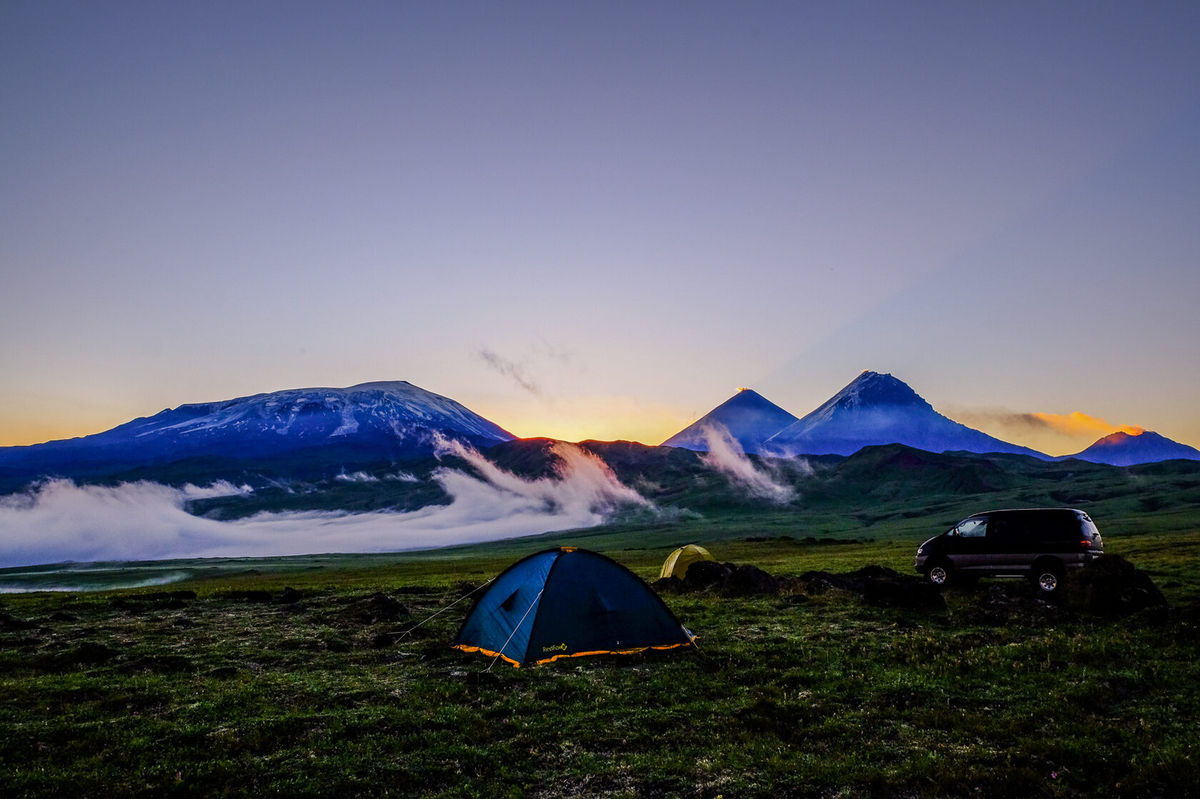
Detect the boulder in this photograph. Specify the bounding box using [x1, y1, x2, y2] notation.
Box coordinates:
[1067, 555, 1168, 618]
[727, 564, 781, 595]
[683, 561, 734, 590]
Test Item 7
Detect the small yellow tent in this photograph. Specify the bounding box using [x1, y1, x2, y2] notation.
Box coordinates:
[659, 544, 715, 580]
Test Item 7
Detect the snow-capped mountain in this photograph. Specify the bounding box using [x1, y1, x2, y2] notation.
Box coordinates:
[1064, 430, 1200, 467]
[96, 380, 515, 454]
[661, 389, 799, 453]
[0, 381, 515, 488]
[763, 371, 1047, 458]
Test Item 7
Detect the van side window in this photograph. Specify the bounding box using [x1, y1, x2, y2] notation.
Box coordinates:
[955, 519, 987, 538]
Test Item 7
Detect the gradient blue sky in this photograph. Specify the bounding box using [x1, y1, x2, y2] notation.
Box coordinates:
[3, 1, 1198, 455]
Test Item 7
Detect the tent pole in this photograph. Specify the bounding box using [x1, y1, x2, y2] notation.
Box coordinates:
[486, 588, 543, 672]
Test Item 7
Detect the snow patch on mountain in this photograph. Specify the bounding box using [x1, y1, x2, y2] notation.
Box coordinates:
[330, 403, 360, 437]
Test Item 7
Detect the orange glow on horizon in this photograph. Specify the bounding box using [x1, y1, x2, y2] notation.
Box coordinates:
[0, 393, 139, 447]
[0, 419, 116, 447]
[4, 414, 684, 449]
[1031, 411, 1144, 438]
[499, 415, 685, 445]
[480, 397, 693, 446]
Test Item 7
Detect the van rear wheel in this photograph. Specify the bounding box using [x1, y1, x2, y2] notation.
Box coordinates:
[1031, 560, 1064, 593]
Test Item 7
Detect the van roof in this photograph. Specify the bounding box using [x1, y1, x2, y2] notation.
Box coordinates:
[968, 508, 1086, 519]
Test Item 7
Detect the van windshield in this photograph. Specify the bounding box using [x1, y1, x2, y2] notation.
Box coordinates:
[954, 519, 987, 538]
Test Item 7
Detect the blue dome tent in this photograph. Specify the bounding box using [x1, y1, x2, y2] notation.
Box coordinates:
[453, 547, 695, 668]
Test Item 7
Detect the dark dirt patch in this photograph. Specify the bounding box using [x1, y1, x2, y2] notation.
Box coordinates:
[120, 654, 195, 674]
[223, 590, 272, 604]
[960, 583, 1073, 625]
[57, 641, 116, 667]
[798, 565, 946, 611]
[142, 590, 198, 602]
[653, 555, 1166, 619]
[0, 612, 38, 631]
[110, 591, 198, 612]
[656, 562, 945, 610]
[351, 592, 410, 623]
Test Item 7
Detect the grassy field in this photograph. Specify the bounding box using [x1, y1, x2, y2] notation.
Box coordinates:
[3, 515, 1199, 798]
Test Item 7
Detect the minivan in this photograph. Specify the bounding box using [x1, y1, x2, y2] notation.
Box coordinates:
[914, 508, 1103, 592]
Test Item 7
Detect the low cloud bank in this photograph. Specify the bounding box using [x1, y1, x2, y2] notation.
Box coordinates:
[0, 569, 193, 593]
[697, 424, 800, 503]
[0, 442, 649, 569]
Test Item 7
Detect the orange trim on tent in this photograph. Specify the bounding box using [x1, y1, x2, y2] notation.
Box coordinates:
[531, 640, 694, 666]
[451, 643, 523, 668]
[453, 637, 697, 668]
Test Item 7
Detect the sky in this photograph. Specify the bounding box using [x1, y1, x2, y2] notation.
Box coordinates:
[3, 1, 1199, 458]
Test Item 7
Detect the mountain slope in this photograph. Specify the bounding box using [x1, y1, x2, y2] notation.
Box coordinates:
[763, 371, 1046, 458]
[1065, 430, 1200, 466]
[0, 381, 514, 490]
[661, 389, 798, 453]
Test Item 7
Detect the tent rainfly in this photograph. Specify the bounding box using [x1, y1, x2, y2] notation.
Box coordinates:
[659, 544, 715, 580]
[453, 547, 695, 668]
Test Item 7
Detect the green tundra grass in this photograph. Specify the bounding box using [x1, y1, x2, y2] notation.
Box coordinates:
[2, 510, 1199, 798]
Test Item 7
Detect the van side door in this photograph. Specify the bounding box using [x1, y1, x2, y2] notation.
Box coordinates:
[985, 515, 1024, 571]
[949, 517, 989, 571]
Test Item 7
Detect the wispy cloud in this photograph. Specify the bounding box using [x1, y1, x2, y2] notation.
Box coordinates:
[950, 407, 1143, 438]
[1028, 411, 1143, 437]
[0, 442, 649, 569]
[477, 348, 541, 396]
[945, 406, 1146, 455]
[697, 423, 799, 503]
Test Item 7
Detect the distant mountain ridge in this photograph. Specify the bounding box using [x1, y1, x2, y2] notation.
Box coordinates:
[662, 371, 1047, 459]
[0, 381, 514, 491]
[1064, 430, 1200, 466]
[662, 371, 1199, 465]
[660, 389, 798, 453]
[4, 373, 1196, 498]
[763, 371, 1047, 458]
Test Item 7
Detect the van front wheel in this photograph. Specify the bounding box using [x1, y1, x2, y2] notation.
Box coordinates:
[927, 560, 952, 587]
